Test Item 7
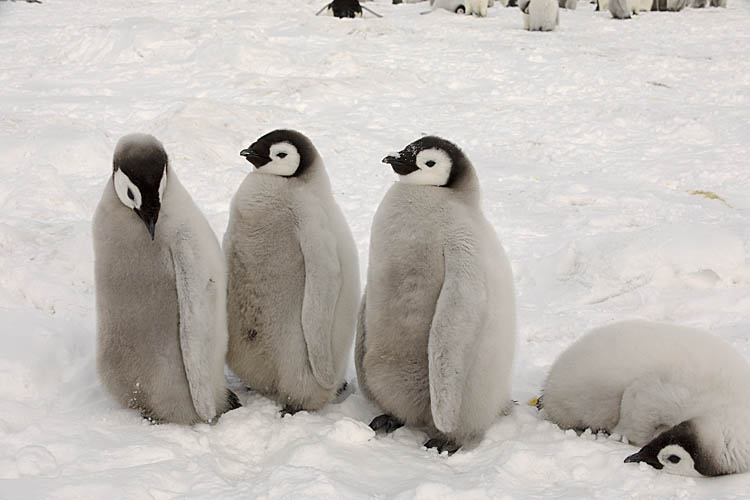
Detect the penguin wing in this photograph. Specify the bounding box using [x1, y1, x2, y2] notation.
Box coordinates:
[354, 287, 374, 401]
[171, 229, 219, 423]
[298, 211, 340, 390]
[519, 0, 530, 12]
[428, 234, 488, 434]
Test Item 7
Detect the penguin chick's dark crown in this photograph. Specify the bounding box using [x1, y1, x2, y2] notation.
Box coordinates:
[241, 129, 316, 176]
[626, 420, 723, 476]
[113, 136, 168, 198]
[388, 135, 470, 187]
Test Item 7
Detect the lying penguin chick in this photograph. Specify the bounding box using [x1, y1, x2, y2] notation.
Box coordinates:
[94, 134, 240, 425]
[520, 0, 559, 31]
[355, 136, 517, 455]
[541, 320, 750, 476]
[429, 0, 468, 14]
[609, 0, 632, 18]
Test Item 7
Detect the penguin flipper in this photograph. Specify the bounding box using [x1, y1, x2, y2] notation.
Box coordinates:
[428, 236, 488, 434]
[354, 287, 375, 401]
[613, 375, 693, 446]
[298, 213, 340, 390]
[170, 235, 219, 423]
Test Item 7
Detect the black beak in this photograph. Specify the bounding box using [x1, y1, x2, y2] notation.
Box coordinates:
[625, 449, 664, 470]
[382, 155, 419, 176]
[240, 148, 271, 167]
[135, 207, 159, 241]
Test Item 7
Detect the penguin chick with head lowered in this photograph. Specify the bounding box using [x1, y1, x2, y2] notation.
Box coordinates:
[356, 136, 517, 454]
[520, 0, 559, 31]
[541, 320, 750, 476]
[94, 134, 240, 425]
[224, 129, 360, 414]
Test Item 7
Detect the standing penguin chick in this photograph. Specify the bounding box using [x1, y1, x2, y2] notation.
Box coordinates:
[94, 134, 239, 425]
[520, 0, 559, 31]
[541, 320, 750, 476]
[224, 129, 360, 414]
[355, 136, 517, 454]
[609, 0, 632, 18]
[465, 0, 490, 16]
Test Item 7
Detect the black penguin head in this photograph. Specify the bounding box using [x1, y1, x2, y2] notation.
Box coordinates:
[624, 420, 724, 477]
[382, 136, 471, 188]
[112, 133, 168, 241]
[239, 129, 317, 178]
[328, 0, 363, 18]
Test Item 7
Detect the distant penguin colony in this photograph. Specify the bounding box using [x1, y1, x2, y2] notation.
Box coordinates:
[541, 320, 750, 476]
[355, 136, 517, 454]
[223, 129, 360, 414]
[93, 134, 239, 424]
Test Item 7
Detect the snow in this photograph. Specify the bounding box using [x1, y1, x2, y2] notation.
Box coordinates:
[1, 0, 749, 497]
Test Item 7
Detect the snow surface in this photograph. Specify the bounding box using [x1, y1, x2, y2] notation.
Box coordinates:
[1, 0, 750, 498]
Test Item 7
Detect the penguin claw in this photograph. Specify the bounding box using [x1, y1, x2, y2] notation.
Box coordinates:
[226, 389, 242, 411]
[369, 414, 404, 434]
[281, 404, 301, 416]
[424, 438, 460, 455]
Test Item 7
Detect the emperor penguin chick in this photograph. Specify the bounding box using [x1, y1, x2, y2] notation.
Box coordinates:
[520, 0, 559, 31]
[94, 134, 239, 425]
[355, 136, 517, 454]
[541, 320, 750, 476]
[224, 129, 360, 414]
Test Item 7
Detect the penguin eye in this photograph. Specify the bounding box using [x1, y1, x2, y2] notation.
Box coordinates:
[667, 455, 681, 464]
[425, 160, 436, 168]
[127, 188, 135, 201]
[277, 152, 288, 159]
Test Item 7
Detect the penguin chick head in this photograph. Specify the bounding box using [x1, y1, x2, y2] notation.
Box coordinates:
[240, 129, 316, 177]
[112, 133, 168, 241]
[382, 136, 470, 188]
[624, 419, 726, 477]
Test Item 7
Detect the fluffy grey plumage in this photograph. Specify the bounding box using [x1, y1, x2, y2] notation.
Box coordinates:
[224, 129, 359, 413]
[356, 136, 517, 453]
[542, 320, 750, 476]
[94, 134, 238, 425]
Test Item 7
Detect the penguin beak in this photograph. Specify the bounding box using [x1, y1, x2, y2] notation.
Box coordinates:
[624, 449, 664, 470]
[240, 148, 271, 168]
[134, 207, 159, 241]
[382, 155, 419, 176]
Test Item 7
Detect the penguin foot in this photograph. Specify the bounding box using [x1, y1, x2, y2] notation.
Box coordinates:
[336, 381, 348, 397]
[424, 438, 460, 455]
[226, 389, 242, 411]
[281, 404, 302, 416]
[369, 414, 404, 434]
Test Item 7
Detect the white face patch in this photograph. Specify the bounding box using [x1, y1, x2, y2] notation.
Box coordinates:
[658, 444, 703, 477]
[255, 142, 300, 177]
[114, 169, 142, 210]
[158, 165, 167, 202]
[398, 148, 452, 186]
